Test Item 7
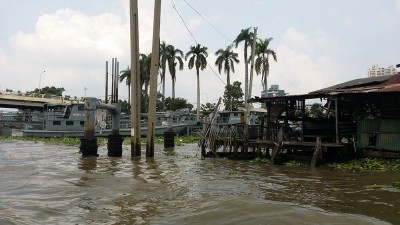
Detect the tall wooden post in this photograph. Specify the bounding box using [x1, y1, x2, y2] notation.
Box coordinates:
[146, 0, 161, 157]
[130, 0, 141, 156]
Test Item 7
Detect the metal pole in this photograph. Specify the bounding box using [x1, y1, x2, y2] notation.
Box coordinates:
[146, 0, 162, 157]
[105, 61, 108, 104]
[116, 59, 119, 102]
[130, 0, 142, 157]
[111, 58, 115, 103]
[38, 70, 46, 95]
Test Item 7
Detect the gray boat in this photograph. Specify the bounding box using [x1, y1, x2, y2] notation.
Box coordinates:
[22, 102, 199, 137]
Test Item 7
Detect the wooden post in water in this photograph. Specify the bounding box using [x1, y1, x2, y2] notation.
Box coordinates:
[310, 137, 322, 168]
[129, 0, 142, 157]
[146, 0, 161, 157]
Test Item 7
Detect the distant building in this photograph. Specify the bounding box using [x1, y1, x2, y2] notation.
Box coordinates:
[261, 84, 287, 97]
[368, 64, 397, 77]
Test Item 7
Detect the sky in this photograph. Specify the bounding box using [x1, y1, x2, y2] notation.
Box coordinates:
[1, 0, 399, 109]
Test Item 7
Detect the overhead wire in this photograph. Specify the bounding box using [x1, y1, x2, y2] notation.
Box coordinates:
[183, 0, 232, 43]
[169, 0, 226, 86]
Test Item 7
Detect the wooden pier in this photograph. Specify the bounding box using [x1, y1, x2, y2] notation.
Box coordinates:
[198, 122, 347, 167]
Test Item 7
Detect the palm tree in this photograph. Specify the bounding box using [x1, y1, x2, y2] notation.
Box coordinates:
[166, 45, 184, 98]
[185, 44, 208, 121]
[233, 27, 253, 100]
[255, 37, 277, 93]
[119, 67, 131, 104]
[215, 45, 239, 86]
[159, 41, 169, 100]
[139, 53, 151, 94]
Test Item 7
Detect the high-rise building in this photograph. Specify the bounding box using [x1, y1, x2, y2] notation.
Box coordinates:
[368, 64, 397, 77]
[261, 84, 287, 97]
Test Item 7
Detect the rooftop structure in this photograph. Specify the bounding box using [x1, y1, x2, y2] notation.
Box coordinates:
[368, 64, 397, 77]
[261, 84, 287, 97]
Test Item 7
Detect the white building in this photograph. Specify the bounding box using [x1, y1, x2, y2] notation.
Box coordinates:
[261, 84, 287, 97]
[368, 64, 397, 77]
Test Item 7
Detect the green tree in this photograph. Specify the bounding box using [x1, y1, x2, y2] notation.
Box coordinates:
[255, 37, 277, 93]
[309, 103, 324, 118]
[140, 53, 151, 95]
[233, 27, 253, 100]
[223, 81, 244, 111]
[215, 45, 239, 86]
[118, 99, 130, 114]
[159, 41, 169, 102]
[119, 66, 131, 104]
[167, 45, 184, 98]
[185, 44, 208, 121]
[164, 97, 193, 111]
[201, 102, 217, 116]
[35, 86, 65, 96]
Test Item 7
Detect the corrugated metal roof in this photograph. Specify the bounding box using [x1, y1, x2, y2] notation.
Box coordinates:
[248, 72, 400, 103]
[310, 74, 394, 94]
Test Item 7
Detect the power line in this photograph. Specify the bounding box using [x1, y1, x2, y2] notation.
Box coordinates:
[183, 0, 232, 43]
[169, 0, 226, 86]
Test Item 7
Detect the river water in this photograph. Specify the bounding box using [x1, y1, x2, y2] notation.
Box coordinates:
[0, 139, 399, 224]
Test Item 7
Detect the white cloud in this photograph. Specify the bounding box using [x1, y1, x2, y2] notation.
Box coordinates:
[1, 8, 132, 98]
[267, 28, 347, 96]
[397, 0, 400, 13]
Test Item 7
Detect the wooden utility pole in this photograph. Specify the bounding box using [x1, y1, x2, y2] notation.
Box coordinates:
[130, 0, 142, 156]
[146, 0, 162, 157]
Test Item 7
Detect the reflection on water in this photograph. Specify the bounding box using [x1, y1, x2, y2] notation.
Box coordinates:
[0, 139, 399, 224]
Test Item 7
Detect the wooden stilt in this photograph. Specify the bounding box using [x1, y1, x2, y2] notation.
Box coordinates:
[271, 127, 284, 165]
[310, 137, 322, 168]
[271, 141, 282, 165]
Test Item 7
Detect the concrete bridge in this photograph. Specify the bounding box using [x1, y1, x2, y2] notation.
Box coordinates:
[0, 92, 67, 110]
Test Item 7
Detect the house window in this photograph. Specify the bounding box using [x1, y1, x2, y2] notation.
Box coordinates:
[53, 121, 61, 126]
[78, 106, 85, 111]
[66, 121, 74, 126]
[80, 121, 85, 126]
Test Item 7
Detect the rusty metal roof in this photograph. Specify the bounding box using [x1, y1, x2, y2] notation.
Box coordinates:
[248, 72, 400, 103]
[312, 72, 400, 95]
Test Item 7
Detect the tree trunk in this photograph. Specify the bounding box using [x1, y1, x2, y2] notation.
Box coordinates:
[128, 84, 131, 105]
[196, 68, 200, 121]
[244, 43, 249, 102]
[162, 69, 166, 100]
[264, 70, 268, 96]
[172, 78, 175, 99]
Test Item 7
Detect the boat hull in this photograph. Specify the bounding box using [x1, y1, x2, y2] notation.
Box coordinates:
[22, 124, 197, 138]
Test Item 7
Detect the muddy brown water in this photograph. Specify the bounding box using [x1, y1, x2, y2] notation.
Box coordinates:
[0, 139, 399, 224]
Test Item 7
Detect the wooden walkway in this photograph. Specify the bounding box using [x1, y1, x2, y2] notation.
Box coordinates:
[198, 123, 346, 167]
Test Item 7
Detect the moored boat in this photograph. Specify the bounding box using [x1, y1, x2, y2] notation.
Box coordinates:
[22, 102, 200, 137]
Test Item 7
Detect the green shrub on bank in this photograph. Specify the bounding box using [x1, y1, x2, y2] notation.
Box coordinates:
[0, 135, 108, 146]
[392, 181, 400, 190]
[0, 135, 199, 146]
[329, 158, 400, 171]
